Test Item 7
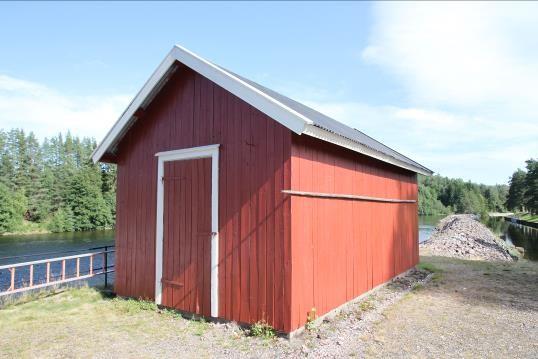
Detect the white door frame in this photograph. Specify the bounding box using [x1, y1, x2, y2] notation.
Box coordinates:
[154, 144, 220, 317]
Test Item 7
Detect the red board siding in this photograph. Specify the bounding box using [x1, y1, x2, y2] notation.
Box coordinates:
[113, 61, 419, 333]
[289, 134, 418, 331]
[161, 158, 212, 316]
[114, 64, 293, 331]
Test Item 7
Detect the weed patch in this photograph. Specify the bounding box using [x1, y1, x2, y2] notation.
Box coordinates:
[250, 320, 276, 339]
[417, 262, 443, 274]
[306, 307, 317, 330]
[190, 317, 209, 336]
[358, 299, 375, 312]
[112, 297, 158, 314]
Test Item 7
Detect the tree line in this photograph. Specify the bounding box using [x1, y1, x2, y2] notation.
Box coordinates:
[0, 126, 534, 234]
[0, 129, 116, 234]
[418, 175, 509, 216]
[505, 159, 538, 214]
[419, 159, 537, 217]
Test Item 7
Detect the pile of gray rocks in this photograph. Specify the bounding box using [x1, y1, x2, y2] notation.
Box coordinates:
[421, 214, 514, 262]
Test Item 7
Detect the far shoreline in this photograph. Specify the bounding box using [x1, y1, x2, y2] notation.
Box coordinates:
[1, 227, 115, 237]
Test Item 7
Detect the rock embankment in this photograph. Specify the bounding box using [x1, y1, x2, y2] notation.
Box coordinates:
[421, 214, 514, 261]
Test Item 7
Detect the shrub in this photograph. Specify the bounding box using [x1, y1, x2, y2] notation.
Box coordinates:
[250, 320, 276, 339]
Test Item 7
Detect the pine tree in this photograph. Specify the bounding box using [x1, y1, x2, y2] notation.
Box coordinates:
[524, 159, 538, 214]
[0, 128, 120, 233]
[25, 132, 45, 221]
[0, 183, 27, 233]
[66, 162, 113, 231]
[506, 169, 527, 212]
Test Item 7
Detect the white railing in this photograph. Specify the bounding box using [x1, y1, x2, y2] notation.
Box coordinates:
[0, 246, 115, 297]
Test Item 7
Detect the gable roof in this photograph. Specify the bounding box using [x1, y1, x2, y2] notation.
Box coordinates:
[92, 45, 433, 176]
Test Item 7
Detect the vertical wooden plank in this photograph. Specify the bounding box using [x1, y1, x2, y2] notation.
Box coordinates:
[116, 160, 126, 295]
[133, 134, 142, 297]
[290, 139, 301, 329]
[256, 112, 268, 322]
[219, 89, 232, 320]
[163, 162, 171, 306]
[204, 158, 212, 316]
[273, 123, 284, 331]
[238, 96, 250, 324]
[280, 128, 293, 331]
[265, 120, 275, 326]
[248, 108, 258, 323]
[230, 94, 242, 323]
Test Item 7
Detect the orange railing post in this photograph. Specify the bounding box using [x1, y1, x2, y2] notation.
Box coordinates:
[29, 264, 34, 287]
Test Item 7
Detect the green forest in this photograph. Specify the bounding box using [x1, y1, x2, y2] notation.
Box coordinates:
[0, 129, 116, 234]
[505, 159, 538, 215]
[418, 159, 538, 217]
[418, 175, 508, 216]
[0, 127, 536, 234]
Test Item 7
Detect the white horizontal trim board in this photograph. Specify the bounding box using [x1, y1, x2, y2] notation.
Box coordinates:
[155, 144, 220, 317]
[282, 190, 416, 203]
[91, 45, 431, 176]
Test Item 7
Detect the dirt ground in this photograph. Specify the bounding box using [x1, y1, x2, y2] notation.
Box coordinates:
[365, 255, 538, 358]
[0, 253, 536, 358]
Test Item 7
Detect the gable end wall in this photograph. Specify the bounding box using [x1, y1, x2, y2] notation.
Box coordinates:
[114, 64, 293, 331]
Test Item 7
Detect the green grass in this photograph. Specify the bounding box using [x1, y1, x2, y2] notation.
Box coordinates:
[417, 261, 442, 273]
[249, 320, 277, 339]
[0, 287, 220, 357]
[417, 261, 443, 282]
[1, 220, 50, 236]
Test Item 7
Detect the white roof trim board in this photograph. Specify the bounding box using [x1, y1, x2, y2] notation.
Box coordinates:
[92, 45, 433, 176]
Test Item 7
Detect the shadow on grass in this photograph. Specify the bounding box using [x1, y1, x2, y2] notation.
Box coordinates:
[418, 255, 538, 312]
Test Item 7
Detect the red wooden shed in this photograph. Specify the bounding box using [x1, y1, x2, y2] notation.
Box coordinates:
[92, 45, 432, 334]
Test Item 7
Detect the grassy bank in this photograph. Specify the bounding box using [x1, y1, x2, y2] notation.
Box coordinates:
[0, 220, 50, 236]
[1, 256, 537, 358]
[514, 212, 538, 224]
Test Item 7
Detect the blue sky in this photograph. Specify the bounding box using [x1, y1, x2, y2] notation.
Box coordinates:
[0, 2, 536, 184]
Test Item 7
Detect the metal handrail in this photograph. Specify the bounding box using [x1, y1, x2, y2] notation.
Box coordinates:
[0, 250, 115, 270]
[0, 246, 115, 297]
[0, 245, 113, 262]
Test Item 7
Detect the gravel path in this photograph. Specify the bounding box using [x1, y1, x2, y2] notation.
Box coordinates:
[365, 256, 538, 358]
[1, 254, 536, 358]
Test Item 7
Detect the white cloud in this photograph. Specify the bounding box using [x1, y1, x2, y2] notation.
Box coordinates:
[363, 2, 538, 115]
[298, 99, 537, 185]
[0, 74, 130, 141]
[340, 2, 538, 184]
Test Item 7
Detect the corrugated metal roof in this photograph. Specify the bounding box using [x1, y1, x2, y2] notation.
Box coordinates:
[222, 68, 432, 174]
[93, 45, 432, 175]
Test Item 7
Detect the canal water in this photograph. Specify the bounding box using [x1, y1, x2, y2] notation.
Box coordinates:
[419, 215, 538, 261]
[1, 215, 536, 293]
[0, 230, 114, 293]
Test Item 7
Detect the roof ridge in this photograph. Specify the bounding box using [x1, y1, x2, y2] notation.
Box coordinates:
[92, 45, 432, 175]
